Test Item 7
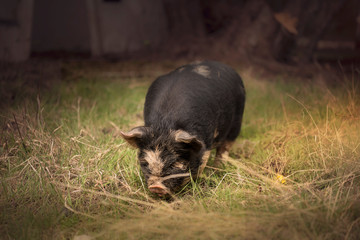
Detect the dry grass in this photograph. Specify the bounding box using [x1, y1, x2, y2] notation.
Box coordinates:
[0, 60, 359, 239]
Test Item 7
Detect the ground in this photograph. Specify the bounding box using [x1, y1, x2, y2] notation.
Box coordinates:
[0, 59, 359, 239]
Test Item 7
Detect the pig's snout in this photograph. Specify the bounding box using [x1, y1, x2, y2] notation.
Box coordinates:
[149, 184, 168, 196]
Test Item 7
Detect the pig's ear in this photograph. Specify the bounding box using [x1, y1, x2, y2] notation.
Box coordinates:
[174, 130, 204, 152]
[120, 127, 148, 148]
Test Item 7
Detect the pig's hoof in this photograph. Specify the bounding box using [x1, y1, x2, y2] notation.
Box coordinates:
[213, 160, 225, 168]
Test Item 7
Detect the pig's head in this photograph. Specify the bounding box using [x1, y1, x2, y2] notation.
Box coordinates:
[120, 127, 205, 197]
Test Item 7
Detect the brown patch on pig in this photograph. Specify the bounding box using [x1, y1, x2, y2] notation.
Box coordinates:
[192, 65, 210, 78]
[174, 162, 186, 170]
[143, 148, 164, 176]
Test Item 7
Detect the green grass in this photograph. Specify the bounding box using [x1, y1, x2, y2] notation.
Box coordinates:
[1, 60, 359, 239]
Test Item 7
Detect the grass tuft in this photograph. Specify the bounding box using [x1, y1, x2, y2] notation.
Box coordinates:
[1, 61, 359, 239]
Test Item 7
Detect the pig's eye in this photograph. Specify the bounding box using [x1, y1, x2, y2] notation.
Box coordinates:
[139, 160, 149, 168]
[176, 149, 191, 160]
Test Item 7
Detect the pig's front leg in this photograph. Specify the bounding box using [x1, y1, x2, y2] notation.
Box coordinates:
[214, 141, 234, 167]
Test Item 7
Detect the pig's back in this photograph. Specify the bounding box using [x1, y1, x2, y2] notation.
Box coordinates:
[144, 61, 245, 149]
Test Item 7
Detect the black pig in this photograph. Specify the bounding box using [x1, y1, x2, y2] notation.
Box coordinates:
[121, 61, 245, 196]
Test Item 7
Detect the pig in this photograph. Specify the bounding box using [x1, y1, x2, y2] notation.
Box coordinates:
[121, 61, 245, 197]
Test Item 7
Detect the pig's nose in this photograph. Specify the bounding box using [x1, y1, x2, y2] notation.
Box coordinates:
[149, 185, 167, 196]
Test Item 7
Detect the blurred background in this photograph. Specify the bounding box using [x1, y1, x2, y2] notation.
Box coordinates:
[0, 0, 359, 67]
